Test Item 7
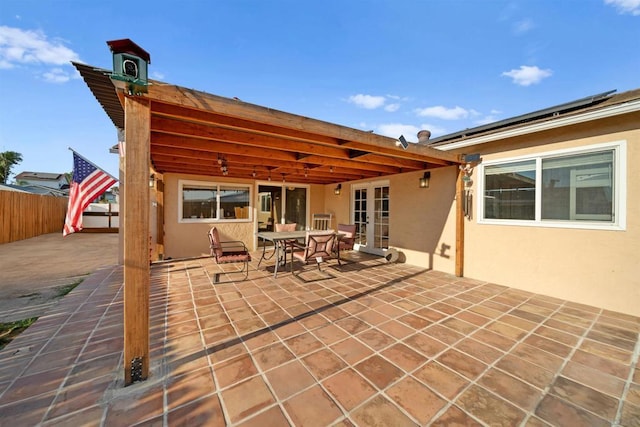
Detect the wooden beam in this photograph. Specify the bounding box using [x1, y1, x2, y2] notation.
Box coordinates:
[455, 168, 465, 277]
[150, 133, 404, 174]
[147, 83, 461, 164]
[123, 95, 150, 385]
[150, 100, 459, 166]
[150, 116, 352, 159]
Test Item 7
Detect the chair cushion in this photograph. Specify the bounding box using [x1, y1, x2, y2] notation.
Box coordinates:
[217, 252, 251, 263]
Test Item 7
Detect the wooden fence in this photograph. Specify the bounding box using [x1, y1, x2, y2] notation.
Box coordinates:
[0, 191, 68, 244]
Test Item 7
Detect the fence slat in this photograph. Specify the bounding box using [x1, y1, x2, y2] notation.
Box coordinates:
[0, 191, 68, 244]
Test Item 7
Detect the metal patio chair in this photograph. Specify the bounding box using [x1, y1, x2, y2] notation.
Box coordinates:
[207, 227, 251, 284]
[290, 230, 336, 280]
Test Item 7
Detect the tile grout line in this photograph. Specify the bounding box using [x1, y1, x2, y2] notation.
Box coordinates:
[0, 271, 109, 408]
[517, 300, 603, 426]
[37, 267, 123, 425]
[612, 311, 640, 426]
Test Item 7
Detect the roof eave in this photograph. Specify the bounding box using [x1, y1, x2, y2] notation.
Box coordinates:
[435, 99, 640, 152]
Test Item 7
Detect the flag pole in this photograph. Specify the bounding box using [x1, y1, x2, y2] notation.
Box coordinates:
[68, 147, 119, 182]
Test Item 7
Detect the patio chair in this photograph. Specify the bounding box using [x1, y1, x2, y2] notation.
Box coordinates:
[290, 230, 336, 280]
[312, 213, 332, 230]
[334, 223, 356, 264]
[274, 222, 298, 266]
[207, 227, 251, 284]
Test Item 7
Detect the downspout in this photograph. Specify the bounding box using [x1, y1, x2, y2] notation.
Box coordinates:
[455, 160, 465, 277]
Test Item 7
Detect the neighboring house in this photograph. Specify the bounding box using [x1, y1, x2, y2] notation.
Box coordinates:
[76, 58, 639, 316]
[0, 182, 68, 196]
[0, 184, 29, 193]
[14, 171, 69, 190]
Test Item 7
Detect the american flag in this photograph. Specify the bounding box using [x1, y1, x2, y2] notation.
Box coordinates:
[63, 151, 117, 236]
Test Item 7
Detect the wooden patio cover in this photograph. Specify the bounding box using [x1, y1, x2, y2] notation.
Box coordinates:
[74, 61, 464, 386]
[73, 62, 461, 184]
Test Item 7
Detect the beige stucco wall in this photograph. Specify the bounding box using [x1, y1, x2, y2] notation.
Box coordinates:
[324, 169, 459, 273]
[387, 168, 458, 272]
[162, 174, 257, 259]
[160, 176, 334, 259]
[452, 116, 640, 316]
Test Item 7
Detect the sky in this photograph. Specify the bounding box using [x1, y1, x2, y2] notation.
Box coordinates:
[0, 0, 639, 182]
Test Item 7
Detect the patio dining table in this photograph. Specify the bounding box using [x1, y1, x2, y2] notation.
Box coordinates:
[256, 230, 344, 278]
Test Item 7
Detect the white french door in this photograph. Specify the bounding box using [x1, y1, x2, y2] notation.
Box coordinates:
[352, 180, 389, 256]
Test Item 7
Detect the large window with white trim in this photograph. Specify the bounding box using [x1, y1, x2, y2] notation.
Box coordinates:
[179, 180, 251, 222]
[479, 141, 626, 229]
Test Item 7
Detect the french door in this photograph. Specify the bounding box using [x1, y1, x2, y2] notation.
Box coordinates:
[352, 180, 389, 256]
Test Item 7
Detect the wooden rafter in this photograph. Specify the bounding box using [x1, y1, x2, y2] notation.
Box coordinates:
[74, 62, 462, 185]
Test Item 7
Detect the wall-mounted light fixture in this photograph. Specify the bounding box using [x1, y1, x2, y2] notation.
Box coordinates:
[334, 183, 342, 195]
[419, 171, 431, 188]
[149, 173, 155, 188]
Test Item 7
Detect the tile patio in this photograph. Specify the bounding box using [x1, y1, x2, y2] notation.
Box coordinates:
[0, 252, 639, 426]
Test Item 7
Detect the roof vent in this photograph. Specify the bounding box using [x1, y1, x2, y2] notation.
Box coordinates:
[417, 130, 431, 143]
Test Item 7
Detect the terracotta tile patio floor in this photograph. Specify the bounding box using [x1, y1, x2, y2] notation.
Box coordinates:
[1, 251, 639, 426]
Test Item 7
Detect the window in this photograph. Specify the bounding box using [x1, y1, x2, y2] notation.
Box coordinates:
[259, 193, 272, 213]
[179, 180, 251, 222]
[484, 160, 536, 220]
[479, 141, 626, 229]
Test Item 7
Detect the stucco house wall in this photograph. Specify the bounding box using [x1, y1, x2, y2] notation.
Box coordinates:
[323, 168, 459, 274]
[161, 174, 336, 260]
[162, 173, 256, 259]
[445, 114, 640, 316]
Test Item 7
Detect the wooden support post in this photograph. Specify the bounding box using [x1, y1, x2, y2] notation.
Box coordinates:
[123, 96, 150, 385]
[455, 168, 465, 277]
[156, 178, 164, 260]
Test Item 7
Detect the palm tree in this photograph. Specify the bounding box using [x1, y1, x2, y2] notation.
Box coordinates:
[0, 151, 23, 184]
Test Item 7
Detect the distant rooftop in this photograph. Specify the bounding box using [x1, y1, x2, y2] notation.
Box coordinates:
[14, 171, 68, 181]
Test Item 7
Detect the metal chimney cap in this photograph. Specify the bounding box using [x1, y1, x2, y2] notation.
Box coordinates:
[417, 130, 431, 142]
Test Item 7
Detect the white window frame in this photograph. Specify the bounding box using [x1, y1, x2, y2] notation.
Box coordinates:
[178, 179, 252, 223]
[477, 141, 626, 230]
[259, 193, 272, 213]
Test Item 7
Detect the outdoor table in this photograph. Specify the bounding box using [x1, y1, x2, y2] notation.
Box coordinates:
[256, 230, 344, 278]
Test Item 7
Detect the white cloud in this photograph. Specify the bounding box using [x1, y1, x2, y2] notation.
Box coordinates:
[348, 94, 386, 109]
[384, 103, 400, 112]
[42, 67, 72, 83]
[501, 65, 552, 86]
[418, 123, 447, 138]
[150, 70, 165, 80]
[377, 123, 421, 140]
[376, 123, 447, 141]
[0, 26, 80, 82]
[605, 0, 640, 15]
[414, 105, 469, 120]
[513, 18, 535, 34]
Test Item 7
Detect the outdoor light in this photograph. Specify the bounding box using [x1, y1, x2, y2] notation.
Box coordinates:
[149, 173, 155, 187]
[419, 171, 431, 188]
[334, 183, 342, 195]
